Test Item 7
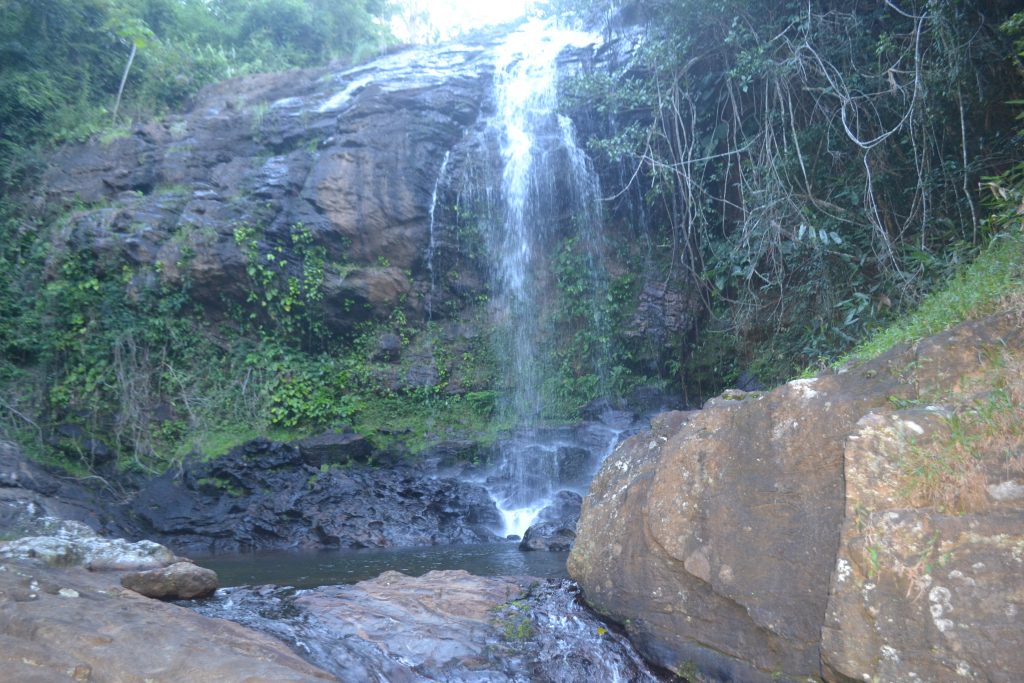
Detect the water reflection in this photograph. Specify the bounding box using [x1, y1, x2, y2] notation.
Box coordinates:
[193, 542, 569, 588]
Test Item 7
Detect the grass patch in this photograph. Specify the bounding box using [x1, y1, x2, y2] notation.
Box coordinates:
[173, 425, 299, 463]
[839, 231, 1024, 365]
[897, 351, 1024, 513]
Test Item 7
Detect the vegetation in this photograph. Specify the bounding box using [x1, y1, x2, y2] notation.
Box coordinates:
[0, 0, 392, 188]
[539, 235, 653, 418]
[840, 229, 1024, 364]
[1, 1, 1023, 480]
[555, 0, 1024, 391]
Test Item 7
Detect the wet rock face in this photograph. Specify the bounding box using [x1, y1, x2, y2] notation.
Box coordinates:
[520, 490, 582, 552]
[38, 42, 500, 333]
[190, 570, 671, 683]
[130, 438, 504, 553]
[0, 440, 137, 538]
[0, 558, 335, 682]
[569, 311, 1024, 683]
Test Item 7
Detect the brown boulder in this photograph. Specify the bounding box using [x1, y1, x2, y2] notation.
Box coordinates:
[821, 313, 1024, 683]
[121, 561, 219, 600]
[569, 362, 909, 680]
[569, 311, 1024, 682]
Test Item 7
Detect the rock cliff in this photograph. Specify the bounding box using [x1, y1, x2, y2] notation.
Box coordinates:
[38, 41, 501, 333]
[569, 309, 1024, 682]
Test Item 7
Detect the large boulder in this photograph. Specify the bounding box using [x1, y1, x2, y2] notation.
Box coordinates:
[0, 558, 335, 682]
[569, 310, 1024, 682]
[1, 519, 177, 571]
[820, 314, 1024, 683]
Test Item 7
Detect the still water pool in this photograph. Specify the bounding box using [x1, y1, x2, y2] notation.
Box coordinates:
[193, 541, 569, 588]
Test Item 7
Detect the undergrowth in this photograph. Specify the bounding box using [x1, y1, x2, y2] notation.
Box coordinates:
[839, 230, 1024, 366]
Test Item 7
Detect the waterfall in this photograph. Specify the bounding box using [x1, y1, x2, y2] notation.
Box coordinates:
[426, 150, 451, 321]
[481, 21, 612, 536]
[488, 20, 600, 425]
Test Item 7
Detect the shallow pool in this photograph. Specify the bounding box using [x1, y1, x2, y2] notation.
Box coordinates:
[192, 541, 570, 588]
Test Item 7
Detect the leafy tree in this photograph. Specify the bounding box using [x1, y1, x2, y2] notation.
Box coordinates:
[0, 0, 393, 189]
[556, 0, 1024, 386]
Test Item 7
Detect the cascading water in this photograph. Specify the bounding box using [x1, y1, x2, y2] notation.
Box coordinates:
[478, 21, 620, 537]
[425, 150, 451, 320]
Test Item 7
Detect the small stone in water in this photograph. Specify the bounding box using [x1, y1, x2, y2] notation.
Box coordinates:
[59, 588, 80, 598]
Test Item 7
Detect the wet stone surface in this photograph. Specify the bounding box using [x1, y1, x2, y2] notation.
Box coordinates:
[188, 570, 677, 683]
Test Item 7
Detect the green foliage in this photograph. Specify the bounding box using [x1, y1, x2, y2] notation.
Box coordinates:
[539, 236, 650, 418]
[557, 0, 1024, 392]
[0, 0, 394, 190]
[233, 222, 327, 347]
[496, 599, 535, 642]
[195, 476, 244, 497]
[840, 230, 1024, 365]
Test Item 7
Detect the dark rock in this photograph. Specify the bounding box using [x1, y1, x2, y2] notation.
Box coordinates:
[50, 423, 115, 466]
[520, 523, 576, 552]
[555, 446, 590, 487]
[419, 439, 485, 468]
[130, 438, 504, 552]
[520, 491, 582, 552]
[0, 558, 335, 681]
[296, 431, 372, 468]
[405, 359, 439, 388]
[734, 371, 765, 392]
[372, 332, 403, 362]
[597, 409, 635, 430]
[626, 278, 702, 350]
[625, 384, 684, 415]
[580, 399, 636, 430]
[122, 561, 218, 600]
[579, 397, 623, 421]
[0, 440, 137, 538]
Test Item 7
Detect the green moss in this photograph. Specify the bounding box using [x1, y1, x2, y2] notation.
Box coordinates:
[195, 477, 244, 497]
[496, 599, 535, 642]
[352, 391, 512, 456]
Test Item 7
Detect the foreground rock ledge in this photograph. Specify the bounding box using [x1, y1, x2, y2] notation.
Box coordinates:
[569, 310, 1024, 683]
[0, 558, 335, 682]
[194, 569, 668, 682]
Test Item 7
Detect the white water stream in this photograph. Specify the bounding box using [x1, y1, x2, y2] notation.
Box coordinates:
[480, 21, 618, 537]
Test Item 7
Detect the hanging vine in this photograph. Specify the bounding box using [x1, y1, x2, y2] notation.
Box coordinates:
[560, 0, 1024, 383]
